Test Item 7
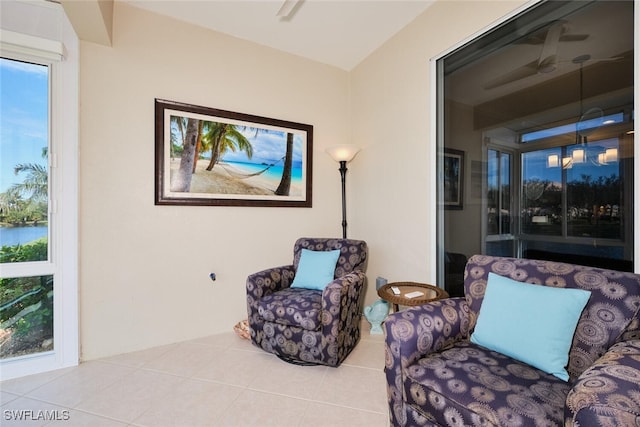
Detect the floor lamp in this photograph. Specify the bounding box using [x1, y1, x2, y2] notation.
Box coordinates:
[326, 145, 360, 238]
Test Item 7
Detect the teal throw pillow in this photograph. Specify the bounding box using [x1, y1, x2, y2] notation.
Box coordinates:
[290, 249, 341, 291]
[470, 272, 591, 381]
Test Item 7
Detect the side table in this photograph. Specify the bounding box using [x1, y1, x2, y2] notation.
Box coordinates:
[377, 281, 449, 312]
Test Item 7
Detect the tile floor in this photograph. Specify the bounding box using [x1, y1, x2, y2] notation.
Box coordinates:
[1, 322, 389, 426]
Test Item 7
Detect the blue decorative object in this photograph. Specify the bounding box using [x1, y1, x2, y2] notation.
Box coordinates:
[364, 299, 389, 335]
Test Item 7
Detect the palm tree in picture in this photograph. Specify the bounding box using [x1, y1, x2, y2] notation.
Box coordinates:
[204, 122, 253, 171]
[170, 115, 188, 158]
[172, 117, 207, 173]
[170, 118, 199, 192]
[275, 132, 294, 196]
[192, 120, 205, 173]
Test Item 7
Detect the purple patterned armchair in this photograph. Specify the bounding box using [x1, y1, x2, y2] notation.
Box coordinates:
[246, 237, 368, 367]
[384, 255, 640, 426]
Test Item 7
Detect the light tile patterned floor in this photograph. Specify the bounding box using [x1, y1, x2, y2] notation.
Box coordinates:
[1, 322, 389, 426]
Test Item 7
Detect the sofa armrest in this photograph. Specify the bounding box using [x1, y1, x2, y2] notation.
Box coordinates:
[384, 297, 471, 367]
[246, 264, 295, 318]
[322, 270, 365, 307]
[321, 271, 366, 333]
[383, 297, 471, 426]
[565, 339, 640, 426]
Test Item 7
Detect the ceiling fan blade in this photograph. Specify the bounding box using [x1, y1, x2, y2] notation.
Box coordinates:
[518, 33, 589, 45]
[484, 60, 539, 90]
[537, 21, 564, 73]
[276, 0, 300, 18]
[485, 21, 566, 90]
[558, 34, 589, 42]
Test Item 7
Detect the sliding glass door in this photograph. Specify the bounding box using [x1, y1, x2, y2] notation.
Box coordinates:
[436, 0, 635, 296]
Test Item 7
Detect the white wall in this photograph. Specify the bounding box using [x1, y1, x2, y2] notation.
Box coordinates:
[79, 2, 352, 360]
[350, 0, 529, 308]
[84, 0, 635, 360]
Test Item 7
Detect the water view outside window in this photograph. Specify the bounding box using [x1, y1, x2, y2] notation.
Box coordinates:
[0, 57, 53, 359]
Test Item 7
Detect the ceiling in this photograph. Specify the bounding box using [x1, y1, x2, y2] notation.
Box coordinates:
[120, 0, 633, 130]
[124, 0, 434, 71]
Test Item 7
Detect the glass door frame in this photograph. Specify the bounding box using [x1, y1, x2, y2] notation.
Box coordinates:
[483, 143, 518, 257]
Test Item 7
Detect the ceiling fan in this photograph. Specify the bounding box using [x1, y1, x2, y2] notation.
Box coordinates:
[484, 20, 589, 90]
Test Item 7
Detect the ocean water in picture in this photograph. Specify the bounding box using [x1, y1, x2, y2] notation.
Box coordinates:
[224, 160, 303, 184]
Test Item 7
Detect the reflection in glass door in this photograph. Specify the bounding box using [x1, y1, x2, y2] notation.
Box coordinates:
[486, 148, 513, 256]
[520, 129, 631, 268]
[436, 0, 635, 294]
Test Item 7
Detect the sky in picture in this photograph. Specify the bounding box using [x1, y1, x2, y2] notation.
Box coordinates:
[222, 128, 304, 167]
[0, 58, 49, 193]
[171, 117, 304, 167]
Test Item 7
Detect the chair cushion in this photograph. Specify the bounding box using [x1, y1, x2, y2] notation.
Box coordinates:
[257, 287, 322, 331]
[404, 341, 571, 426]
[471, 272, 591, 381]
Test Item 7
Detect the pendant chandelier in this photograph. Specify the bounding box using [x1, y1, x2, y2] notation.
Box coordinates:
[547, 54, 618, 169]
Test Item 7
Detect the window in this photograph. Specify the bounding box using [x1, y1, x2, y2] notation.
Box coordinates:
[485, 148, 514, 257]
[520, 129, 630, 263]
[436, 0, 635, 296]
[0, 0, 78, 380]
[0, 58, 53, 360]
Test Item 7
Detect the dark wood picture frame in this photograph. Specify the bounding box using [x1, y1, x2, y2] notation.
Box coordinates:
[443, 148, 464, 210]
[155, 99, 313, 207]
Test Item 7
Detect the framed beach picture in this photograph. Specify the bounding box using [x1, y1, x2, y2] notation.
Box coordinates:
[443, 148, 464, 210]
[155, 99, 313, 207]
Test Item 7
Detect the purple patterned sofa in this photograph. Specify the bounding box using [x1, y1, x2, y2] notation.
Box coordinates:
[246, 237, 368, 367]
[384, 255, 640, 426]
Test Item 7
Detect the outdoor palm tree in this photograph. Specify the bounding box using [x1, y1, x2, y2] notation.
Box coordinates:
[0, 147, 48, 225]
[9, 163, 48, 202]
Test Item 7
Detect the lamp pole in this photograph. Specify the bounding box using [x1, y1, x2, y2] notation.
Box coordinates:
[339, 160, 348, 238]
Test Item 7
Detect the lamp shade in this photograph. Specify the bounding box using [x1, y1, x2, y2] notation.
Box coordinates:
[326, 145, 360, 163]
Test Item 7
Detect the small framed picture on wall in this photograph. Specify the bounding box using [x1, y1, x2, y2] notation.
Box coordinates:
[443, 148, 464, 209]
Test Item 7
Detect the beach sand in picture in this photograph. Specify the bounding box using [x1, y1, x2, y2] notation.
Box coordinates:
[170, 159, 302, 196]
